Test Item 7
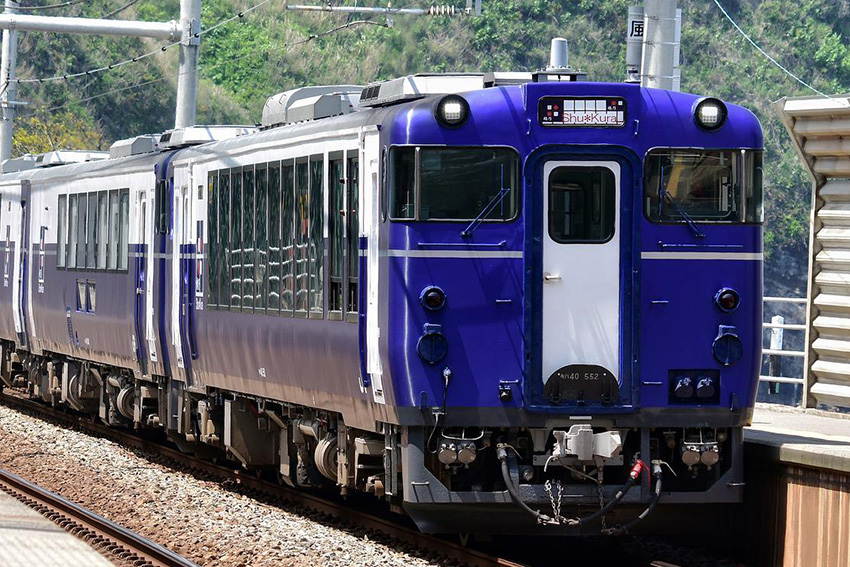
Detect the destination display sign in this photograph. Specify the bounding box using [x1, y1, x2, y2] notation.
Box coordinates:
[539, 97, 627, 127]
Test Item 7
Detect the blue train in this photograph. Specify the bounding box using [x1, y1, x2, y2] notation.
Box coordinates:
[0, 59, 763, 534]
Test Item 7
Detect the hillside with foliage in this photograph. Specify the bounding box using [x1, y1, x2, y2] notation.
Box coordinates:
[12, 0, 847, 292]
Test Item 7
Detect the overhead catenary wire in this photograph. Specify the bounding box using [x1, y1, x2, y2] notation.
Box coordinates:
[711, 0, 829, 98]
[18, 18, 387, 118]
[15, 0, 281, 84]
[99, 0, 141, 20]
[11, 0, 88, 11]
[17, 76, 164, 118]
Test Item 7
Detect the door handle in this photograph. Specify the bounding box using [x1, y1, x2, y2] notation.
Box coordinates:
[543, 273, 561, 282]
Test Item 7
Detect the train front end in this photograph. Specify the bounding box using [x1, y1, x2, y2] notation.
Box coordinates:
[382, 75, 764, 534]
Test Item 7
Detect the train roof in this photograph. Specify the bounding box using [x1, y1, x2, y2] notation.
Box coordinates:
[0, 149, 168, 187]
[0, 72, 763, 185]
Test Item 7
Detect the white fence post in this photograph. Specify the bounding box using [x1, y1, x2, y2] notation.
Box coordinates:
[768, 315, 784, 394]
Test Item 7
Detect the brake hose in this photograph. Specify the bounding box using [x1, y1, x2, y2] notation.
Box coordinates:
[496, 443, 648, 527]
[602, 462, 664, 536]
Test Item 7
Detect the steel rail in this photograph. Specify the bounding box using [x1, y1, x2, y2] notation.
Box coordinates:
[0, 466, 200, 567]
[0, 391, 527, 567]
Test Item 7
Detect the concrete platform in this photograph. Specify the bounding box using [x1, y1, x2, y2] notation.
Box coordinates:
[746, 402, 850, 473]
[0, 490, 113, 567]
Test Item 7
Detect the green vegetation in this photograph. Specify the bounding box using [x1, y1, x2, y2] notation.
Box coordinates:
[11, 0, 845, 289]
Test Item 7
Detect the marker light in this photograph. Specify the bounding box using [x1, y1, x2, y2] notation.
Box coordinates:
[694, 98, 727, 131]
[674, 376, 694, 399]
[715, 288, 740, 312]
[420, 286, 447, 311]
[436, 95, 470, 128]
[696, 375, 716, 399]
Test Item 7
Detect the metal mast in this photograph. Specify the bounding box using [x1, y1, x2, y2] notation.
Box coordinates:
[639, 0, 681, 91]
[0, 0, 18, 162]
[0, 1, 199, 160]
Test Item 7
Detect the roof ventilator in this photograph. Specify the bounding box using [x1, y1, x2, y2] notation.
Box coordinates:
[261, 85, 363, 129]
[109, 135, 160, 159]
[158, 126, 256, 149]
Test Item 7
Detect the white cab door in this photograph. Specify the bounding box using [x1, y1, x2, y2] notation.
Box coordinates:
[361, 127, 384, 404]
[542, 161, 620, 384]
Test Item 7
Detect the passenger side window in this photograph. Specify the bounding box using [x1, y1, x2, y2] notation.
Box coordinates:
[68, 195, 78, 268]
[255, 164, 268, 313]
[231, 168, 243, 310]
[96, 192, 107, 269]
[309, 156, 324, 317]
[57, 189, 129, 272]
[346, 154, 359, 321]
[268, 162, 282, 314]
[76, 194, 87, 268]
[281, 161, 295, 315]
[118, 189, 129, 271]
[329, 156, 345, 317]
[207, 172, 218, 308]
[57, 195, 67, 268]
[107, 190, 120, 270]
[295, 159, 309, 315]
[219, 171, 231, 310]
[85, 194, 97, 269]
[242, 166, 255, 311]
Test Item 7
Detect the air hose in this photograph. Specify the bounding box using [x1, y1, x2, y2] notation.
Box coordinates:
[496, 443, 648, 528]
[498, 445, 556, 524]
[602, 462, 664, 536]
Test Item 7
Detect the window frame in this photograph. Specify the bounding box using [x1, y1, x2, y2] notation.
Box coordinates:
[308, 154, 324, 319]
[267, 160, 283, 316]
[328, 152, 345, 320]
[642, 147, 765, 226]
[107, 190, 120, 271]
[547, 165, 617, 245]
[57, 189, 130, 274]
[57, 195, 67, 268]
[207, 171, 219, 309]
[387, 144, 522, 224]
[345, 151, 360, 323]
[96, 191, 108, 270]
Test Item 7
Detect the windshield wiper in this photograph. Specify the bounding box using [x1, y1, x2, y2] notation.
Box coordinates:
[461, 166, 510, 238]
[661, 187, 706, 239]
[659, 167, 706, 239]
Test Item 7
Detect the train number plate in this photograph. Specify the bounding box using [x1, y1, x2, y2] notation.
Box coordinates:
[539, 97, 626, 127]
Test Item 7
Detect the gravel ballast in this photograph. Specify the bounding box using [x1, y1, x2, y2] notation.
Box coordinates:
[0, 405, 445, 567]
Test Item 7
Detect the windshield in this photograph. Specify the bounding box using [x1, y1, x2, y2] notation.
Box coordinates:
[390, 146, 519, 222]
[644, 149, 763, 223]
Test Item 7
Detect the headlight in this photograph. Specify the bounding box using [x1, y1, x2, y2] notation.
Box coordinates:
[694, 98, 727, 131]
[715, 287, 740, 312]
[436, 95, 470, 128]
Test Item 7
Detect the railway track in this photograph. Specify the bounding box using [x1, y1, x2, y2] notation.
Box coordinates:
[0, 466, 199, 567]
[0, 390, 526, 567]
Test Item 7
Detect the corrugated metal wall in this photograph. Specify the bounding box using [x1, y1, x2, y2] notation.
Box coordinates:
[775, 96, 850, 409]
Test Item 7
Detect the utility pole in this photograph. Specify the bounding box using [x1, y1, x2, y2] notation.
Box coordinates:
[639, 0, 681, 91]
[0, 1, 479, 160]
[0, 0, 18, 162]
[175, 0, 201, 129]
[0, 3, 194, 160]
